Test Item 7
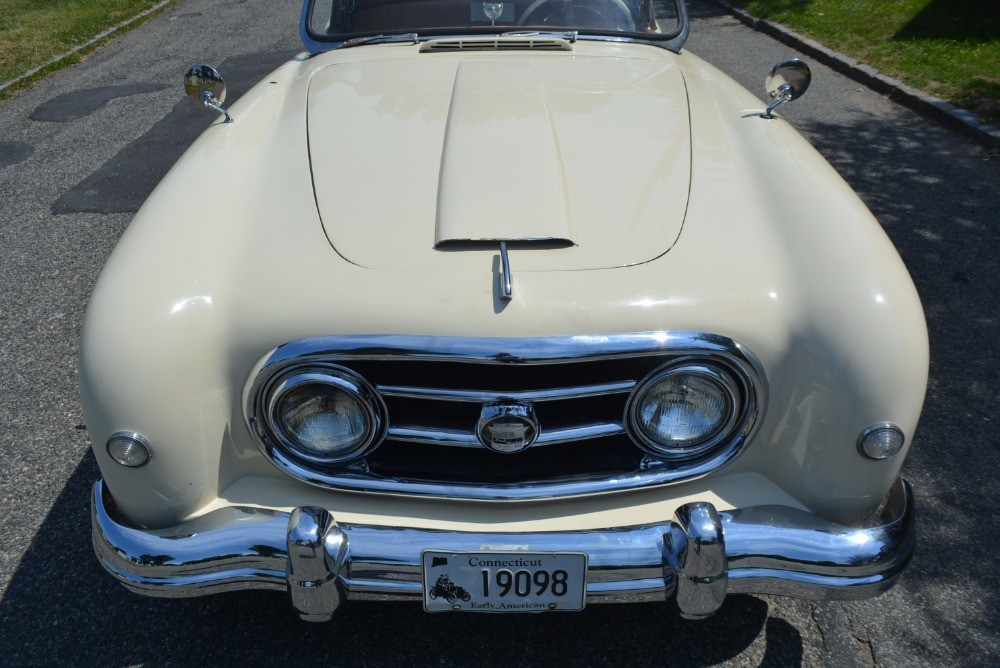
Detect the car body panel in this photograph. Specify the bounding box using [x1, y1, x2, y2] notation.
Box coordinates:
[80, 41, 927, 534]
[308, 51, 690, 269]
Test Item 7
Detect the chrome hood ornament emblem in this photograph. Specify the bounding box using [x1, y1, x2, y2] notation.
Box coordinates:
[477, 402, 539, 453]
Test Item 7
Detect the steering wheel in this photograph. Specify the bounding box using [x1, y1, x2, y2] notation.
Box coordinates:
[517, 0, 636, 31]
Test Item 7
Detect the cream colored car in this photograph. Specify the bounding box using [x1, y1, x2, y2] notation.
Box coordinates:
[84, 0, 926, 620]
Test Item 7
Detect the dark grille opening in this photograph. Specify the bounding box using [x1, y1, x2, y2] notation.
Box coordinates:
[382, 393, 627, 432]
[534, 394, 627, 428]
[382, 396, 483, 430]
[368, 436, 642, 483]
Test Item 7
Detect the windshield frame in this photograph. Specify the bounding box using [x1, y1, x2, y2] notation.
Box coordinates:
[298, 0, 690, 54]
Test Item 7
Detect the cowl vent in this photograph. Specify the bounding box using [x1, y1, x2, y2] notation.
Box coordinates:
[420, 37, 574, 52]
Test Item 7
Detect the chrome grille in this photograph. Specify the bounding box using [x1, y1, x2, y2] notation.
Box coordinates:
[359, 358, 643, 448]
[247, 332, 764, 500]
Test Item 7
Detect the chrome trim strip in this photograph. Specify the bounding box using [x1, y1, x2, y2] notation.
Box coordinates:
[101, 560, 287, 593]
[257, 332, 749, 366]
[377, 380, 636, 402]
[535, 422, 624, 444]
[386, 425, 481, 447]
[246, 332, 766, 501]
[386, 422, 624, 448]
[92, 478, 915, 616]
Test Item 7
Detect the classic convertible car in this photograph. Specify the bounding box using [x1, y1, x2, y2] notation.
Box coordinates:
[84, 0, 927, 620]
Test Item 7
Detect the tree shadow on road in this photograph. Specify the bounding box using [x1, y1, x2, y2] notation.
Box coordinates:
[801, 112, 1000, 665]
[51, 49, 298, 216]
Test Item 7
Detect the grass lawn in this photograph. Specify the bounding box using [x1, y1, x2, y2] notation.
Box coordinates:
[0, 0, 170, 98]
[726, 0, 1000, 125]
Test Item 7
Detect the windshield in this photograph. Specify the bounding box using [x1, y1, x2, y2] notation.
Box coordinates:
[303, 0, 688, 49]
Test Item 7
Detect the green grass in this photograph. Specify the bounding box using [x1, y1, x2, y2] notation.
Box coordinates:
[726, 0, 1000, 125]
[0, 0, 171, 99]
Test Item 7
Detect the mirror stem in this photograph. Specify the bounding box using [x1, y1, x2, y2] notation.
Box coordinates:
[760, 84, 792, 120]
[200, 90, 234, 123]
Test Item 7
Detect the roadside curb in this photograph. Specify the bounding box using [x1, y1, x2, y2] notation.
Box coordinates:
[704, 0, 1000, 149]
[0, 0, 175, 94]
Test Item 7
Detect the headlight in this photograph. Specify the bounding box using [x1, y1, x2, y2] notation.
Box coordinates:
[626, 361, 742, 460]
[263, 365, 386, 465]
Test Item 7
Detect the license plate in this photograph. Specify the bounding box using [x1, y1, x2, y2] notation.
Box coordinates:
[422, 550, 587, 613]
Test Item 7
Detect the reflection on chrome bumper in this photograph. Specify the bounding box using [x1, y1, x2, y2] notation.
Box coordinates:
[91, 479, 914, 621]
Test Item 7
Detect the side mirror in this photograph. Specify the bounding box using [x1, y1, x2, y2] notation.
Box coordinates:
[184, 64, 233, 124]
[761, 58, 811, 119]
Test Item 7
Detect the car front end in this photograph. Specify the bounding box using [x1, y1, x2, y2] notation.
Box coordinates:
[82, 0, 927, 620]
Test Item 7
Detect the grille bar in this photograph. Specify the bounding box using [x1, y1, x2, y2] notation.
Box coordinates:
[377, 380, 635, 403]
[387, 422, 625, 448]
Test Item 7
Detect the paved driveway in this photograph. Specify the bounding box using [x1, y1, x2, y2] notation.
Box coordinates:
[0, 1, 997, 665]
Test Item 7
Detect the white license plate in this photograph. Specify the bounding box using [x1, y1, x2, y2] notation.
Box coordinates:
[422, 550, 587, 613]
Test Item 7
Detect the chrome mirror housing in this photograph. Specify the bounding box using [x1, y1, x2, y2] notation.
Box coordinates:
[184, 64, 233, 123]
[761, 58, 811, 119]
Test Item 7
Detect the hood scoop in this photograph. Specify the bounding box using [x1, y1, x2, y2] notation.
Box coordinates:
[435, 60, 573, 246]
[307, 54, 691, 273]
[420, 37, 575, 52]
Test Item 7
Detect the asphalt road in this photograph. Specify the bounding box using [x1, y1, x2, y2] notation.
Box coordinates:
[1, 1, 998, 665]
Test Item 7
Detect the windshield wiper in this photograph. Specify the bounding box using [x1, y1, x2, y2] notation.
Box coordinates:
[341, 33, 420, 48]
[499, 30, 578, 42]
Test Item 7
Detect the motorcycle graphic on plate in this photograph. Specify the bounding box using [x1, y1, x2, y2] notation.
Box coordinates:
[428, 575, 472, 603]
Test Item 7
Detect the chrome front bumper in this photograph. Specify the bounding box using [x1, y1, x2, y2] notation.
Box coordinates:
[92, 479, 914, 621]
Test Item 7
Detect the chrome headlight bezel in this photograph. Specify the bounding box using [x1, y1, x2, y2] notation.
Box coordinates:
[251, 363, 388, 468]
[625, 358, 754, 462]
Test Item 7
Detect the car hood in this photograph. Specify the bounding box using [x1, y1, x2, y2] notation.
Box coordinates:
[306, 53, 691, 272]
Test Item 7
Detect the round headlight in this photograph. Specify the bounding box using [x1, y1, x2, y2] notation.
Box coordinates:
[626, 362, 740, 460]
[266, 366, 385, 465]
